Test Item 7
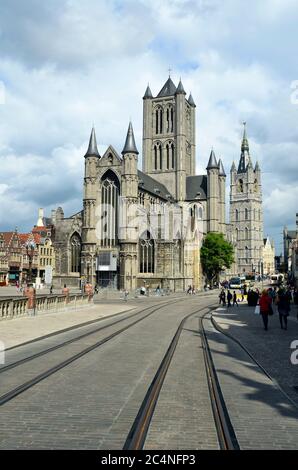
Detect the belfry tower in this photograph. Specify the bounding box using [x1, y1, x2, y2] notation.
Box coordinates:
[230, 123, 263, 274]
[142, 76, 196, 201]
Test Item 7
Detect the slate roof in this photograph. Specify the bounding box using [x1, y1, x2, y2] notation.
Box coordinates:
[138, 171, 173, 200]
[157, 78, 177, 97]
[185, 175, 207, 201]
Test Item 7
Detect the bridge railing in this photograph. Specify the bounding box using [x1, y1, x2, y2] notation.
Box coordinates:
[0, 293, 93, 320]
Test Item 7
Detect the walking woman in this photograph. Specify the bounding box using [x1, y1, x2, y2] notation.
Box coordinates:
[259, 289, 272, 331]
[276, 288, 291, 330]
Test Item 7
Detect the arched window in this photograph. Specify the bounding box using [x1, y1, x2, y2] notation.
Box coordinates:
[154, 142, 162, 170]
[166, 143, 170, 169]
[254, 179, 258, 192]
[238, 179, 244, 192]
[70, 233, 81, 273]
[175, 238, 182, 273]
[171, 142, 175, 169]
[100, 170, 120, 247]
[245, 227, 249, 240]
[235, 209, 239, 222]
[139, 231, 154, 273]
[245, 208, 248, 220]
[159, 144, 162, 169]
[155, 107, 163, 134]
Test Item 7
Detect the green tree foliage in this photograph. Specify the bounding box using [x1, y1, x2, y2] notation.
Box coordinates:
[201, 233, 234, 285]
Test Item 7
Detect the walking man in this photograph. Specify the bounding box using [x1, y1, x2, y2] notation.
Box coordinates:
[233, 291, 239, 307]
[227, 290, 232, 308]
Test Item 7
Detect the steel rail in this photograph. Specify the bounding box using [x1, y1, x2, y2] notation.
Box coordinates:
[0, 298, 186, 407]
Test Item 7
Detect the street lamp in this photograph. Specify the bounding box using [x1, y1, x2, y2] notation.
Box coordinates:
[26, 240, 36, 285]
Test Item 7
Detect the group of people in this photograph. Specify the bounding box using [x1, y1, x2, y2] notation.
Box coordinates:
[219, 289, 239, 308]
[259, 286, 298, 331]
[186, 285, 196, 295]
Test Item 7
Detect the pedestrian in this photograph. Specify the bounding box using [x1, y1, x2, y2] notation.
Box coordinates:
[219, 289, 226, 306]
[276, 288, 291, 330]
[187, 285, 192, 295]
[233, 291, 238, 307]
[62, 284, 70, 303]
[240, 287, 244, 302]
[192, 285, 196, 295]
[124, 289, 129, 301]
[259, 288, 272, 331]
[227, 290, 232, 308]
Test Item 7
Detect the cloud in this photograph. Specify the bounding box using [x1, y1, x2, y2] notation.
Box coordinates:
[0, 0, 297, 251]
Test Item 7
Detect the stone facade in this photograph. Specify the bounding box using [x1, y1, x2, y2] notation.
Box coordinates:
[52, 78, 226, 291]
[229, 124, 264, 276]
[263, 237, 275, 275]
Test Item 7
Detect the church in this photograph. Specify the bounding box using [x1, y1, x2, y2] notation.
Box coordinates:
[51, 76, 228, 291]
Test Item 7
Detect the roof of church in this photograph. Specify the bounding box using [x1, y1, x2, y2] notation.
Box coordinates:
[206, 150, 218, 170]
[185, 175, 207, 201]
[84, 127, 100, 158]
[143, 85, 153, 99]
[176, 79, 186, 95]
[122, 122, 139, 154]
[157, 77, 177, 97]
[188, 93, 195, 107]
[138, 171, 173, 200]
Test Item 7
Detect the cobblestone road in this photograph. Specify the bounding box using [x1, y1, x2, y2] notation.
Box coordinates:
[0, 295, 216, 449]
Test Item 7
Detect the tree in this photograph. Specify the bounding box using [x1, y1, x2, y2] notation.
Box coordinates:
[201, 233, 234, 286]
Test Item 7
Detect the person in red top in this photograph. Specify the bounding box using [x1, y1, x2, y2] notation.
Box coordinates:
[259, 288, 272, 331]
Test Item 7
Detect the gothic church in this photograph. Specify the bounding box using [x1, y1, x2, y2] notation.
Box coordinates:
[52, 77, 227, 291]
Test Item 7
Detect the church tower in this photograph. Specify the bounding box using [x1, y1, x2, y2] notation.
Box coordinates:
[142, 77, 196, 201]
[230, 123, 263, 275]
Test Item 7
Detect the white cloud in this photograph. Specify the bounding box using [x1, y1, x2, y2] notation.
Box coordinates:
[0, 0, 297, 250]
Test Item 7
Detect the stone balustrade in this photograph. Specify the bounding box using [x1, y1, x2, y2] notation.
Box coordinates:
[0, 293, 93, 320]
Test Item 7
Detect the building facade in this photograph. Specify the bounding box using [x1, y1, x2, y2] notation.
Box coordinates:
[52, 77, 227, 291]
[229, 124, 264, 275]
[263, 237, 275, 275]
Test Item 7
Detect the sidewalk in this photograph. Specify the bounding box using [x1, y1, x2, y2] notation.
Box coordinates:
[204, 302, 298, 449]
[0, 303, 135, 350]
[212, 302, 298, 408]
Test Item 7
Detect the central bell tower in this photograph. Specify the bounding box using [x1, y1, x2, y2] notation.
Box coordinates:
[142, 77, 196, 201]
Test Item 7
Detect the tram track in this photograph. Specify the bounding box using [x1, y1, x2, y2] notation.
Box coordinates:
[123, 304, 240, 450]
[0, 297, 186, 407]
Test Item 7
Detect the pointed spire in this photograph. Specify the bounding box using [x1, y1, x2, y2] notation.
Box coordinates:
[206, 149, 218, 170]
[188, 93, 196, 107]
[241, 121, 249, 153]
[143, 84, 153, 99]
[175, 78, 186, 95]
[157, 77, 176, 97]
[122, 121, 139, 155]
[246, 155, 253, 170]
[255, 160, 260, 171]
[218, 158, 226, 177]
[231, 161, 236, 172]
[84, 127, 100, 158]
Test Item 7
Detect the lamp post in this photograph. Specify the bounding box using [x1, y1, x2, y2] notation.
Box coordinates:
[26, 240, 35, 285]
[26, 240, 36, 315]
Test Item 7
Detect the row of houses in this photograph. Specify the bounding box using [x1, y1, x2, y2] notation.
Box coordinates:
[0, 209, 55, 286]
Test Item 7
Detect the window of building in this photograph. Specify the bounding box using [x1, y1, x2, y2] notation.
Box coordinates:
[245, 208, 248, 220]
[70, 233, 81, 273]
[235, 209, 239, 222]
[139, 231, 154, 273]
[100, 170, 120, 248]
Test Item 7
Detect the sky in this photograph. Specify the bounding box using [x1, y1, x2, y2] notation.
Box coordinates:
[0, 0, 297, 253]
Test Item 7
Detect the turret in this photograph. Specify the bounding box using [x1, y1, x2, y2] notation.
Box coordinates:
[218, 159, 226, 234]
[207, 149, 219, 232]
[122, 121, 139, 199]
